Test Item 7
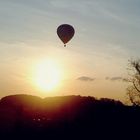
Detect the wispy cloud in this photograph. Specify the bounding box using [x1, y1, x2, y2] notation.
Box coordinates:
[105, 76, 124, 81]
[77, 76, 95, 82]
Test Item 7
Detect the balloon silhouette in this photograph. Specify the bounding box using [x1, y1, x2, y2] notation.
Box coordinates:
[57, 24, 75, 47]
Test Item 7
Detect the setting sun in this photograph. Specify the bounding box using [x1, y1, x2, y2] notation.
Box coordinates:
[33, 59, 62, 92]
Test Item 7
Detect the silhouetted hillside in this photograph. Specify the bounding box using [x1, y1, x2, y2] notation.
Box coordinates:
[0, 94, 140, 139]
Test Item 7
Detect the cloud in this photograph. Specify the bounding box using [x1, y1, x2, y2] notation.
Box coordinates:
[77, 76, 95, 82]
[105, 77, 124, 81]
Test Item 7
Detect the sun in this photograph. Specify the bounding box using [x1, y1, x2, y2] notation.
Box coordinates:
[33, 59, 62, 92]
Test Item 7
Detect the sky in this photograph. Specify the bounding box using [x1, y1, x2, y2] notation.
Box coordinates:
[0, 0, 140, 102]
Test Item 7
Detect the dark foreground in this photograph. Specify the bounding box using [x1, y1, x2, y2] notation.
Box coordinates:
[0, 94, 140, 139]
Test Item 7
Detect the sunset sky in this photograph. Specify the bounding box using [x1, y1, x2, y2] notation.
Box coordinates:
[0, 0, 140, 102]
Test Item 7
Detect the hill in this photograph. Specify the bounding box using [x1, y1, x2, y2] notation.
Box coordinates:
[0, 94, 140, 139]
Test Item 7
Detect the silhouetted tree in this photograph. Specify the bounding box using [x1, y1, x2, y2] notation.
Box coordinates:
[126, 59, 140, 106]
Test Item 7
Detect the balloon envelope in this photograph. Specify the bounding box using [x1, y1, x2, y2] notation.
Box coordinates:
[57, 24, 75, 45]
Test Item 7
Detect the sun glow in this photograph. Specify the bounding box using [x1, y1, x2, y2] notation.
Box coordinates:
[33, 59, 62, 92]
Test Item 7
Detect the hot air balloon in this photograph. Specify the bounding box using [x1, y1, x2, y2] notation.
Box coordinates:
[57, 24, 75, 47]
